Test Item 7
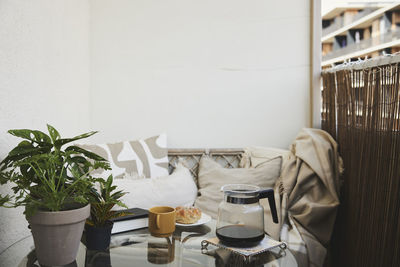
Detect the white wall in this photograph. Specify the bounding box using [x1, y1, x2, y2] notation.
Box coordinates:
[0, 0, 311, 256]
[90, 0, 311, 148]
[0, 0, 90, 255]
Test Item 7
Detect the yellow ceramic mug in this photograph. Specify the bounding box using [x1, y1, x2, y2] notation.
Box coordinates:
[149, 206, 176, 237]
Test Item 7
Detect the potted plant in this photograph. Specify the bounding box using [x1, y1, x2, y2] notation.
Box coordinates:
[0, 125, 109, 266]
[85, 175, 128, 250]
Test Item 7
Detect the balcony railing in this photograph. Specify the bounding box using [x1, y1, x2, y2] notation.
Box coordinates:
[322, 8, 375, 38]
[322, 29, 400, 63]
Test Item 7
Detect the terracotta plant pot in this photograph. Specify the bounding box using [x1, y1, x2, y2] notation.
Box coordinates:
[85, 221, 114, 251]
[27, 204, 90, 266]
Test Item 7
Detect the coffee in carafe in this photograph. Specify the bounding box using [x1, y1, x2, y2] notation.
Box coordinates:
[216, 184, 278, 247]
[216, 224, 265, 247]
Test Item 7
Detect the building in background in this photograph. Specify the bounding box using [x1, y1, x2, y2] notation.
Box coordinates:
[322, 1, 400, 67]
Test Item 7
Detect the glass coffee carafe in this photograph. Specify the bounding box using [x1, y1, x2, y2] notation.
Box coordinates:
[216, 184, 278, 247]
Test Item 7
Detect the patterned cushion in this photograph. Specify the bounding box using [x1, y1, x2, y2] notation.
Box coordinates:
[78, 134, 168, 179]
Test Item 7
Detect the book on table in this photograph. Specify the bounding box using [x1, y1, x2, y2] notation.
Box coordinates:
[111, 208, 149, 234]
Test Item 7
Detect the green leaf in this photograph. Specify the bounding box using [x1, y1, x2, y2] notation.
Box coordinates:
[92, 161, 111, 171]
[0, 195, 10, 206]
[65, 146, 107, 161]
[54, 131, 98, 150]
[0, 172, 9, 184]
[106, 175, 113, 188]
[47, 124, 60, 144]
[68, 156, 89, 166]
[115, 200, 128, 209]
[111, 190, 126, 200]
[74, 195, 87, 204]
[0, 144, 51, 171]
[8, 141, 33, 156]
[19, 164, 35, 181]
[87, 174, 128, 226]
[8, 129, 51, 145]
[8, 141, 51, 157]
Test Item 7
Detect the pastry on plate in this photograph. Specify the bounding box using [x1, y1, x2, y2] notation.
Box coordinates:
[175, 206, 202, 224]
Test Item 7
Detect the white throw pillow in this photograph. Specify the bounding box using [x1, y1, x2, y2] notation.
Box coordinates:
[113, 164, 197, 210]
[78, 134, 168, 179]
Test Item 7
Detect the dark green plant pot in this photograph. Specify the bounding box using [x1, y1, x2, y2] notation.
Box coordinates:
[85, 249, 112, 267]
[85, 221, 114, 251]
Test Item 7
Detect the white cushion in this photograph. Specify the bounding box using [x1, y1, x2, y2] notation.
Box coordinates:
[113, 164, 197, 210]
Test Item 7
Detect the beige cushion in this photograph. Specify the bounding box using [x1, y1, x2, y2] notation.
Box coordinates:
[195, 156, 282, 219]
[78, 134, 168, 179]
[240, 146, 290, 168]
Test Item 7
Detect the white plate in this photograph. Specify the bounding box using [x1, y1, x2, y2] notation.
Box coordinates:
[175, 213, 212, 227]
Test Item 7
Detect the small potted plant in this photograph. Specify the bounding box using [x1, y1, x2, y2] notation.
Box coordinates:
[85, 175, 128, 250]
[0, 125, 109, 266]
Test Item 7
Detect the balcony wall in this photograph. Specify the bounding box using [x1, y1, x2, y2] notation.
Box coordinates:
[89, 0, 311, 148]
[0, 0, 91, 256]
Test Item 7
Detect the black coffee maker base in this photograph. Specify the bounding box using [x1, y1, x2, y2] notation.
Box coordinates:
[218, 239, 264, 248]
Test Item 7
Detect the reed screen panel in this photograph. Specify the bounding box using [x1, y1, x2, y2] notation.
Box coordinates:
[322, 64, 400, 267]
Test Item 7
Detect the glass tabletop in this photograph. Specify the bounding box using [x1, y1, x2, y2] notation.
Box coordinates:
[0, 220, 297, 267]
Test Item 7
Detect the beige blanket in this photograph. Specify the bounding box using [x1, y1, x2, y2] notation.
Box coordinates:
[265, 128, 343, 267]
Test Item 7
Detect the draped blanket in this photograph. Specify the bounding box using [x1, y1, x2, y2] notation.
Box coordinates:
[266, 128, 343, 267]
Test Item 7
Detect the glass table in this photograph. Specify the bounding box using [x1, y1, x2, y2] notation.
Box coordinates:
[0, 220, 297, 267]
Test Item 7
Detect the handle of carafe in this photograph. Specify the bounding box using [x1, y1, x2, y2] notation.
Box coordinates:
[259, 189, 279, 224]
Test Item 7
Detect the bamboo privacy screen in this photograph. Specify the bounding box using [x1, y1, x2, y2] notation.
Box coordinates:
[321, 62, 400, 267]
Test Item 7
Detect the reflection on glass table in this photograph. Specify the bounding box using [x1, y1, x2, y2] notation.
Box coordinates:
[0, 220, 297, 267]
